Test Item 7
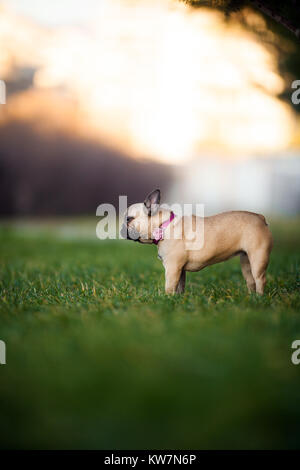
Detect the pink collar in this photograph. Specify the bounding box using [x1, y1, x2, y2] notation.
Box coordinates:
[152, 212, 175, 245]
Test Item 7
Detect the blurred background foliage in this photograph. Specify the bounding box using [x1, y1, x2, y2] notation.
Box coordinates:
[182, 0, 300, 111]
[0, 0, 299, 215]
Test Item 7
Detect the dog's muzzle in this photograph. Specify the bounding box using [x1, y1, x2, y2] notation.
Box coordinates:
[120, 224, 140, 242]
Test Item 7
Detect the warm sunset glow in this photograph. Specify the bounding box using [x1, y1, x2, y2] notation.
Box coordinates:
[0, 0, 297, 163]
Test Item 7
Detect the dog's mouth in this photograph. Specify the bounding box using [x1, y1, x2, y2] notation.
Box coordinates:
[120, 224, 140, 242]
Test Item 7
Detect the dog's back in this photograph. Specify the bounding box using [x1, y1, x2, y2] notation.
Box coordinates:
[183, 211, 272, 272]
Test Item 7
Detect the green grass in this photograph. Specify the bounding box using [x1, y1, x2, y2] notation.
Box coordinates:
[0, 219, 300, 449]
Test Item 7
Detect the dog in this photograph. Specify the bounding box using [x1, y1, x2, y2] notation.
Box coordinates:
[121, 189, 273, 295]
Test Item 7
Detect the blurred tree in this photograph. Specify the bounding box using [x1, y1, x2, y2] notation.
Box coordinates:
[183, 1, 300, 38]
[181, 0, 300, 113]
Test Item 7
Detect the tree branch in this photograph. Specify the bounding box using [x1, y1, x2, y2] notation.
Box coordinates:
[249, 0, 300, 39]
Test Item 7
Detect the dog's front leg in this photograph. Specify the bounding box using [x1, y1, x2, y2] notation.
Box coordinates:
[176, 270, 186, 294]
[164, 263, 183, 295]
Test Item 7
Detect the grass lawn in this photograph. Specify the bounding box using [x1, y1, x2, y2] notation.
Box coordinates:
[0, 218, 300, 449]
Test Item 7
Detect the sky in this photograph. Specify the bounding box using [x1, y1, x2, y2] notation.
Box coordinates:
[0, 0, 297, 164]
[6, 0, 100, 26]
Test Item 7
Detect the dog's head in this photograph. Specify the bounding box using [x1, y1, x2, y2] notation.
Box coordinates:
[121, 189, 171, 244]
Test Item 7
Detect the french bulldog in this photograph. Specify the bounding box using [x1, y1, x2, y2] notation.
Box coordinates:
[121, 189, 273, 295]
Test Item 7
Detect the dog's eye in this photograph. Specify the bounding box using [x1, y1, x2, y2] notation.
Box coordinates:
[127, 216, 134, 224]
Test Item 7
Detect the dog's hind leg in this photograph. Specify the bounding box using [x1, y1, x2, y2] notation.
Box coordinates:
[240, 252, 256, 293]
[248, 248, 271, 295]
[176, 269, 186, 294]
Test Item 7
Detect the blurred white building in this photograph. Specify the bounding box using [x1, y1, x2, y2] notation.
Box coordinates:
[168, 153, 300, 216]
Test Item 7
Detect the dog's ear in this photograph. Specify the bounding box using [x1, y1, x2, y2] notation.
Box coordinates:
[144, 189, 161, 216]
